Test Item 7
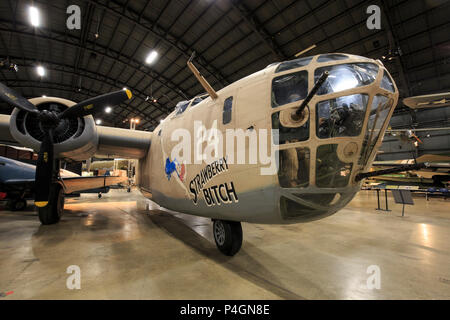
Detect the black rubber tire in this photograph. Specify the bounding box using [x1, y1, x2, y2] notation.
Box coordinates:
[213, 220, 243, 256]
[38, 184, 65, 225]
[11, 198, 27, 211]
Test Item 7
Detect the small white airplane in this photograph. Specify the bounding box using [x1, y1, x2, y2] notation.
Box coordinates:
[0, 53, 404, 255]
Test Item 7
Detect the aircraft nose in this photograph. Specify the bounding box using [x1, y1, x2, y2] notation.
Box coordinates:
[272, 55, 399, 222]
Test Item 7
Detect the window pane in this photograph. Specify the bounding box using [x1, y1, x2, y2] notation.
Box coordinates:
[314, 63, 379, 95]
[359, 95, 393, 164]
[316, 144, 352, 188]
[316, 94, 369, 138]
[275, 56, 313, 73]
[223, 96, 233, 124]
[191, 97, 203, 106]
[278, 147, 310, 188]
[271, 71, 308, 108]
[380, 70, 395, 92]
[317, 53, 348, 62]
[175, 101, 189, 115]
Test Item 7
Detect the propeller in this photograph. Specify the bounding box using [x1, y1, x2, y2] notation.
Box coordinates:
[34, 130, 54, 206]
[0, 82, 39, 114]
[59, 89, 131, 119]
[0, 82, 132, 207]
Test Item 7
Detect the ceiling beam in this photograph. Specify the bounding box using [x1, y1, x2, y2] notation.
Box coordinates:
[82, 0, 229, 87]
[0, 19, 190, 101]
[6, 56, 169, 114]
[228, 0, 284, 60]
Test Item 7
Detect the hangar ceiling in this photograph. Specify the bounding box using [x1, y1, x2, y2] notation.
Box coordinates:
[0, 0, 449, 131]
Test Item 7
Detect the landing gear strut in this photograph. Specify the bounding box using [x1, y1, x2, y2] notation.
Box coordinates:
[213, 220, 242, 256]
[38, 183, 64, 225]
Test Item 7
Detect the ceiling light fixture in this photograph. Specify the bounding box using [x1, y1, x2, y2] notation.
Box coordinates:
[29, 6, 40, 27]
[95, 119, 102, 125]
[145, 50, 158, 64]
[36, 65, 45, 77]
[105, 106, 112, 113]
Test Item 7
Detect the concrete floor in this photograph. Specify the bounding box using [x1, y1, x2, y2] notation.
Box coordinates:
[0, 189, 449, 299]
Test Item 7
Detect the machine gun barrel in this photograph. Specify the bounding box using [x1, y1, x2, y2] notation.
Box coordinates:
[295, 71, 329, 116]
[355, 162, 429, 181]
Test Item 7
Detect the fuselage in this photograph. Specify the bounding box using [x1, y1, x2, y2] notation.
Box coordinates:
[137, 53, 399, 224]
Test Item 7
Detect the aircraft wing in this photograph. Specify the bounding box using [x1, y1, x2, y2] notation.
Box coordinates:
[372, 161, 450, 169]
[0, 114, 152, 160]
[60, 175, 128, 194]
[1, 155, 128, 196]
[403, 92, 450, 109]
[0, 178, 35, 195]
[1, 175, 128, 196]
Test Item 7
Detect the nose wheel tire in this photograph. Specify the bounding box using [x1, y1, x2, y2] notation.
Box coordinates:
[37, 183, 65, 225]
[213, 220, 243, 256]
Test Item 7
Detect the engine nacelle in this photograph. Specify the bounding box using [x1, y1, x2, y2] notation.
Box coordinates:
[9, 97, 98, 161]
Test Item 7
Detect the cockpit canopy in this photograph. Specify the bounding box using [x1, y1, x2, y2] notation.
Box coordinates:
[173, 94, 210, 117]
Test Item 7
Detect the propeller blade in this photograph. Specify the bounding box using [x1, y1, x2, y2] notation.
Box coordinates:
[0, 82, 38, 114]
[59, 89, 132, 119]
[34, 130, 54, 207]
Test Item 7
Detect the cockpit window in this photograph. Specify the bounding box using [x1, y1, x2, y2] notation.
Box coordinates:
[271, 70, 308, 108]
[191, 95, 208, 107]
[174, 100, 190, 116]
[316, 94, 369, 139]
[359, 95, 393, 164]
[275, 56, 313, 73]
[191, 97, 203, 106]
[317, 53, 349, 62]
[314, 63, 379, 96]
[380, 70, 395, 92]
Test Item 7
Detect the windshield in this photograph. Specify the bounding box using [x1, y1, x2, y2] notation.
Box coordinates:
[314, 63, 379, 95]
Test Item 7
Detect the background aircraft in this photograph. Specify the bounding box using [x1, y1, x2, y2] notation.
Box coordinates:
[0, 156, 128, 211]
[0, 53, 424, 256]
[366, 154, 450, 189]
[364, 93, 450, 190]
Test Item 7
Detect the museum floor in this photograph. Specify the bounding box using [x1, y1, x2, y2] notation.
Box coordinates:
[0, 189, 449, 299]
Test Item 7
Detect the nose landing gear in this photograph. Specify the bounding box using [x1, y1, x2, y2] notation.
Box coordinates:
[212, 219, 242, 256]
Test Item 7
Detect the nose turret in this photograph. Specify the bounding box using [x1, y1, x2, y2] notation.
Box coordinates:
[270, 53, 398, 222]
